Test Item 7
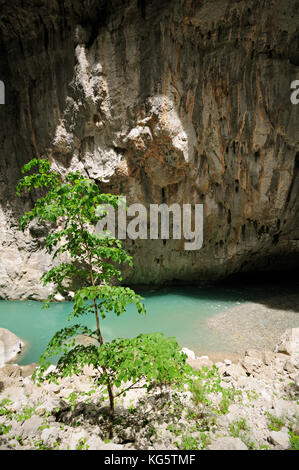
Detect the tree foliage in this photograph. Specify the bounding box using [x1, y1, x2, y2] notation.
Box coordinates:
[17, 158, 190, 437]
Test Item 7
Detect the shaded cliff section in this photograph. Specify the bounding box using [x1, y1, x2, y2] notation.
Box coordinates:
[0, 0, 299, 299]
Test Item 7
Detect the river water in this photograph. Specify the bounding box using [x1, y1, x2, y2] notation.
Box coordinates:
[0, 283, 298, 365]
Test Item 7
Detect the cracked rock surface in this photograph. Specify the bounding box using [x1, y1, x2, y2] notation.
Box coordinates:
[0, 0, 299, 298]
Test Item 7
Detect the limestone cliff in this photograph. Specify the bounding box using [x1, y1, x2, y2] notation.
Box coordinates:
[0, 0, 299, 299]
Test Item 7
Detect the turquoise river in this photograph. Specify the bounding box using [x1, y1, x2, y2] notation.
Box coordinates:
[0, 283, 297, 365]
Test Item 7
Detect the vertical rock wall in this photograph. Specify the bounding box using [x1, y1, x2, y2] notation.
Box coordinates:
[0, 0, 298, 298]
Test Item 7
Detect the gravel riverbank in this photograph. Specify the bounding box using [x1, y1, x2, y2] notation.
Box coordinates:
[207, 295, 299, 355]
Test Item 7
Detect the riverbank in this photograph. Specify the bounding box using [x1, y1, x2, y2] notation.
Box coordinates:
[206, 294, 299, 355]
[0, 329, 298, 450]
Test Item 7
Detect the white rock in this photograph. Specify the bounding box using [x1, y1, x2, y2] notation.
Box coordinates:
[269, 429, 290, 448]
[69, 430, 89, 450]
[241, 356, 264, 375]
[225, 363, 247, 379]
[54, 293, 65, 302]
[86, 435, 104, 450]
[209, 437, 247, 450]
[44, 383, 61, 394]
[283, 358, 298, 374]
[36, 395, 60, 413]
[0, 328, 24, 366]
[224, 359, 232, 366]
[21, 415, 43, 437]
[187, 356, 213, 370]
[263, 351, 276, 365]
[83, 364, 97, 377]
[59, 388, 74, 398]
[275, 328, 299, 356]
[289, 371, 298, 381]
[41, 426, 60, 445]
[273, 398, 299, 418]
[0, 364, 22, 378]
[43, 365, 57, 376]
[0, 386, 27, 407]
[23, 377, 33, 385]
[182, 347, 195, 360]
[215, 361, 224, 368]
[260, 389, 273, 406]
[75, 334, 98, 347]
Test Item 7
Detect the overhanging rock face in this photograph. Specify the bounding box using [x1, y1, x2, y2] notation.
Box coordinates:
[0, 0, 299, 299]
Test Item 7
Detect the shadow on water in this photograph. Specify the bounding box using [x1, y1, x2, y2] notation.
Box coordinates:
[137, 272, 299, 313]
[213, 269, 299, 313]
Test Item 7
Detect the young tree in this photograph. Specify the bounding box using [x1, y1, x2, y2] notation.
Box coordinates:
[17, 158, 190, 438]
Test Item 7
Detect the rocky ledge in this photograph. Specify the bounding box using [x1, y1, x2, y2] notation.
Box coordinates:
[0, 329, 298, 451]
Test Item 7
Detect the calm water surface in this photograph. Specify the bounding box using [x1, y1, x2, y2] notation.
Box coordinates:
[0, 284, 297, 365]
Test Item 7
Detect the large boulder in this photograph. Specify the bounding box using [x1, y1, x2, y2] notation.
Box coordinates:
[275, 328, 299, 356]
[269, 429, 290, 449]
[0, 328, 24, 367]
[21, 415, 43, 437]
[240, 355, 264, 376]
[0, 364, 22, 378]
